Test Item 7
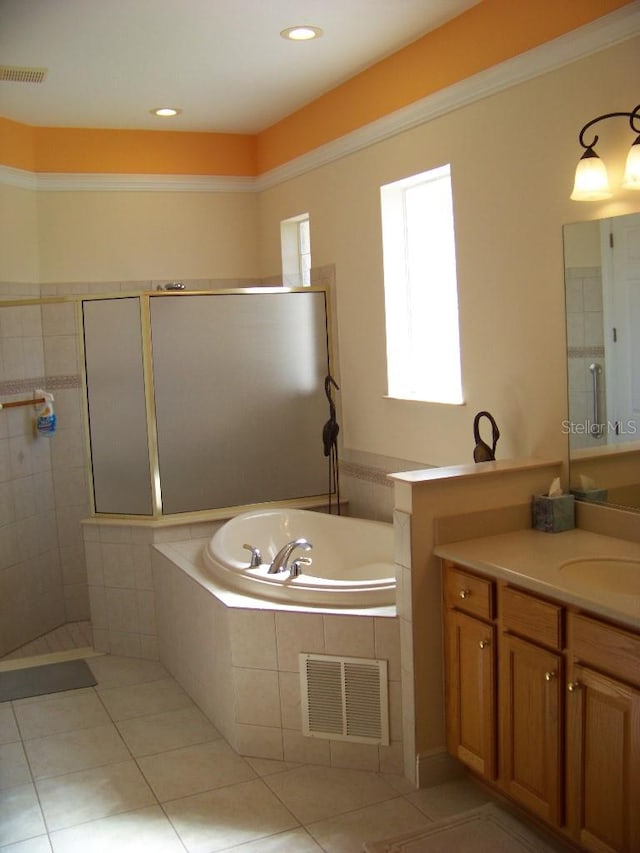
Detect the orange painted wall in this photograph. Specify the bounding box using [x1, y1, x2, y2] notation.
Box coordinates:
[0, 0, 633, 177]
[2, 125, 257, 176]
[0, 117, 37, 171]
[256, 0, 634, 172]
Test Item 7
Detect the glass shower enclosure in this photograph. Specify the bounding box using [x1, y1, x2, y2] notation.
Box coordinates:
[82, 288, 332, 517]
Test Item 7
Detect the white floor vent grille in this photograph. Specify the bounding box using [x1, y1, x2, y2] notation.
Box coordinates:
[299, 653, 389, 745]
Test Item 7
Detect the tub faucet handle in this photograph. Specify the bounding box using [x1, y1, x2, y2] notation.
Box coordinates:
[242, 543, 263, 568]
[289, 556, 312, 578]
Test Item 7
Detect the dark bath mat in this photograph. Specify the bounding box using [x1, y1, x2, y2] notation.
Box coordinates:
[0, 659, 97, 702]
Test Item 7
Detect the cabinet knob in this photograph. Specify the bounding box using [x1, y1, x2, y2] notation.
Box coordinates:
[459, 589, 471, 599]
[479, 639, 490, 649]
[567, 681, 582, 692]
[544, 671, 556, 681]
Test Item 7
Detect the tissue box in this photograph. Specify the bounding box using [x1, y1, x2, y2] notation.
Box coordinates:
[532, 493, 575, 533]
[570, 487, 608, 504]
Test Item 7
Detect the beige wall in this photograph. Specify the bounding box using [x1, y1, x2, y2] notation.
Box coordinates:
[34, 190, 260, 284]
[0, 184, 40, 282]
[563, 219, 602, 268]
[258, 37, 640, 471]
[1, 184, 260, 284]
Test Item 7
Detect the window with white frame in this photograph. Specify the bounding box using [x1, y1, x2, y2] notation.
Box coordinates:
[281, 213, 311, 286]
[380, 164, 463, 404]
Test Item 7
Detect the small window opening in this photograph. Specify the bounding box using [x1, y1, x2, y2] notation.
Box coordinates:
[281, 213, 311, 286]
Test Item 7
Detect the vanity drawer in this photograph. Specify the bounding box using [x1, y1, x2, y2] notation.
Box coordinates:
[568, 613, 640, 687]
[501, 586, 563, 650]
[444, 563, 494, 620]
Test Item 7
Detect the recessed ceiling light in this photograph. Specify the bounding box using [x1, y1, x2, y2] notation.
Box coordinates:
[280, 25, 323, 41]
[150, 107, 182, 118]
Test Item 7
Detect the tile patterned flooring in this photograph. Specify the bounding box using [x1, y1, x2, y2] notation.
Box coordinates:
[0, 653, 565, 852]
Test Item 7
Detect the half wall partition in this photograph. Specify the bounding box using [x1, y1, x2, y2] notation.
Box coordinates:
[82, 288, 332, 517]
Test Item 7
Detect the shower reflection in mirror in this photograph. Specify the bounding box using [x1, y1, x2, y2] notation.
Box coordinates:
[564, 212, 640, 451]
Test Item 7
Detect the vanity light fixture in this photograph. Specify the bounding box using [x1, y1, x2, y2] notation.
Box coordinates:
[280, 25, 323, 41]
[150, 107, 182, 118]
[571, 103, 640, 201]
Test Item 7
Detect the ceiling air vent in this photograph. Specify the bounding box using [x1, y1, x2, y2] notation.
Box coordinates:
[0, 66, 48, 84]
[300, 653, 389, 745]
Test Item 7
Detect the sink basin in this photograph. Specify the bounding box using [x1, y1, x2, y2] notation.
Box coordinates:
[559, 558, 640, 595]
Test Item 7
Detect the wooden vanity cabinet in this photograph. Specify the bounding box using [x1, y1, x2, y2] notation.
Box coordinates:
[442, 560, 640, 852]
[565, 614, 640, 853]
[443, 564, 497, 779]
[499, 586, 564, 826]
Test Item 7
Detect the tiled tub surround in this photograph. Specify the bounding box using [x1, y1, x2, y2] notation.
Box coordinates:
[153, 538, 403, 776]
[83, 519, 403, 775]
[340, 450, 432, 523]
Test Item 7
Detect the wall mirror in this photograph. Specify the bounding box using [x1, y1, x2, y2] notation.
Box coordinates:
[563, 211, 640, 510]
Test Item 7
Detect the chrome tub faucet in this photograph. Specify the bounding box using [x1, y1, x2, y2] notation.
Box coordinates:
[268, 538, 312, 574]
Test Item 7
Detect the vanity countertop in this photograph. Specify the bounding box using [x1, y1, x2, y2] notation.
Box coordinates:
[434, 528, 640, 631]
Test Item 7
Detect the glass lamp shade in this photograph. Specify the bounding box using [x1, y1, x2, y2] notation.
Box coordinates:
[621, 136, 640, 190]
[570, 148, 612, 201]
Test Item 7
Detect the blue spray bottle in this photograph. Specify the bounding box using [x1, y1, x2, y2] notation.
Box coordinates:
[35, 390, 57, 437]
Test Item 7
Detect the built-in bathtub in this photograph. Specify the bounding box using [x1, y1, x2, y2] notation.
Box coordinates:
[202, 508, 396, 607]
[85, 505, 403, 774]
[150, 508, 403, 775]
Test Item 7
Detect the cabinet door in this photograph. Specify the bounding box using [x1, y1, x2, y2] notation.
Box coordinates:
[566, 665, 640, 853]
[445, 609, 496, 779]
[499, 633, 563, 825]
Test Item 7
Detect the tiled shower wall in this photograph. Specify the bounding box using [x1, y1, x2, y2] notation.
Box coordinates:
[0, 287, 89, 655]
[0, 277, 266, 656]
[565, 265, 607, 451]
[0, 298, 63, 655]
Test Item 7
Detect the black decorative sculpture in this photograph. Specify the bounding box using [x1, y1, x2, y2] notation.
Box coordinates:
[473, 411, 500, 462]
[322, 375, 341, 513]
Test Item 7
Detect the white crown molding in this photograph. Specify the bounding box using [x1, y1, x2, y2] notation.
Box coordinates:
[2, 4, 638, 194]
[0, 166, 257, 192]
[0, 165, 37, 189]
